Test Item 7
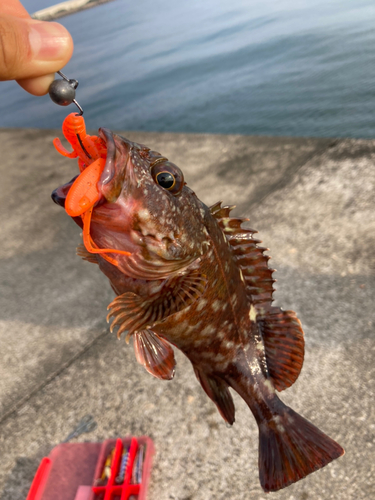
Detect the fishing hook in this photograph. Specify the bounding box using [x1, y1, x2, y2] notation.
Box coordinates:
[49, 70, 84, 115]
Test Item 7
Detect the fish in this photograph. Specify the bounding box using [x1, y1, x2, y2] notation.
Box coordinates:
[52, 113, 344, 492]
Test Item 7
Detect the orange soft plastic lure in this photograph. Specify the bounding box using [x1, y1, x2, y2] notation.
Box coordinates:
[54, 112, 131, 260]
[65, 158, 106, 217]
[54, 112, 107, 216]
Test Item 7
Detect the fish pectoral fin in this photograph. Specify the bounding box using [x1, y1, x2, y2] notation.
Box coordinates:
[258, 308, 305, 391]
[76, 244, 99, 264]
[133, 329, 175, 380]
[194, 368, 235, 425]
[107, 269, 207, 339]
[165, 268, 208, 309]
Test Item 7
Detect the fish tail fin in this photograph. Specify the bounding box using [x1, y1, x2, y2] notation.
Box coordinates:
[258, 405, 344, 492]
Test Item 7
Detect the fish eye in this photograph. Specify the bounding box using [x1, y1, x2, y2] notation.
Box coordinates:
[156, 171, 175, 189]
[151, 161, 184, 195]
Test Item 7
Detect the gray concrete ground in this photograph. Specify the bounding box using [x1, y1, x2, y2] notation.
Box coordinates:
[0, 128, 373, 500]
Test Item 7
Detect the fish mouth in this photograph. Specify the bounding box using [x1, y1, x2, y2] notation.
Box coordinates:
[51, 127, 196, 280]
[51, 175, 78, 209]
[97, 128, 131, 203]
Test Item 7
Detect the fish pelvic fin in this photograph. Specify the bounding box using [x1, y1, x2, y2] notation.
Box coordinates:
[194, 368, 235, 425]
[133, 329, 175, 380]
[258, 307, 305, 391]
[258, 405, 344, 492]
[76, 243, 99, 264]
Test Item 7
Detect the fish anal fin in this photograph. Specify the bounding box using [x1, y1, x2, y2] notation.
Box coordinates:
[194, 368, 235, 425]
[76, 243, 99, 264]
[107, 269, 207, 338]
[258, 309, 305, 391]
[133, 329, 175, 380]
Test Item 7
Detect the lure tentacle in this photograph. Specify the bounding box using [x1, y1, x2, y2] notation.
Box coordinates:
[54, 112, 106, 167]
[54, 112, 133, 265]
[53, 137, 78, 158]
[82, 206, 132, 259]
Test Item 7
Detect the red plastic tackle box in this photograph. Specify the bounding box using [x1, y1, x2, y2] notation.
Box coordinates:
[26, 436, 154, 500]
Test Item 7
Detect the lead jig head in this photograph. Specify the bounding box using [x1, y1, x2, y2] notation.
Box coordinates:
[49, 71, 84, 115]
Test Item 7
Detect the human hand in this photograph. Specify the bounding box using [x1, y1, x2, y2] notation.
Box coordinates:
[0, 0, 73, 95]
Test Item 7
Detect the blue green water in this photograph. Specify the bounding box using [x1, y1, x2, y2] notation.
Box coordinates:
[1, 0, 375, 138]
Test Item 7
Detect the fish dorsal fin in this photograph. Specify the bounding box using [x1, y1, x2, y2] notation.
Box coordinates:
[194, 368, 235, 425]
[210, 202, 304, 390]
[107, 269, 207, 340]
[210, 201, 275, 307]
[133, 329, 175, 380]
[76, 243, 99, 264]
[257, 308, 305, 391]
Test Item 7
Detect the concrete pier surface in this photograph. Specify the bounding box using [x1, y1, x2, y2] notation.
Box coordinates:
[0, 128, 373, 500]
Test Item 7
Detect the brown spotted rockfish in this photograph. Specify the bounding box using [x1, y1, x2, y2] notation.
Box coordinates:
[52, 114, 344, 492]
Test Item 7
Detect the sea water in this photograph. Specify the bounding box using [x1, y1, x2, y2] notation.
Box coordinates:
[1, 0, 375, 138]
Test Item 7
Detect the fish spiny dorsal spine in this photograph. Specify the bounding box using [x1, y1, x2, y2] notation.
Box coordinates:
[209, 201, 305, 391]
[209, 201, 276, 309]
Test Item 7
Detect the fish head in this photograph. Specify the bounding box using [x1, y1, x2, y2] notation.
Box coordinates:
[52, 128, 209, 280]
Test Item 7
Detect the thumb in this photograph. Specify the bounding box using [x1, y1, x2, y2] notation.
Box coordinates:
[0, 14, 73, 94]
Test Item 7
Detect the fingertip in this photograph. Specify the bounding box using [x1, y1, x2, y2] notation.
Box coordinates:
[16, 73, 55, 96]
[29, 21, 74, 63]
[0, 14, 74, 83]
